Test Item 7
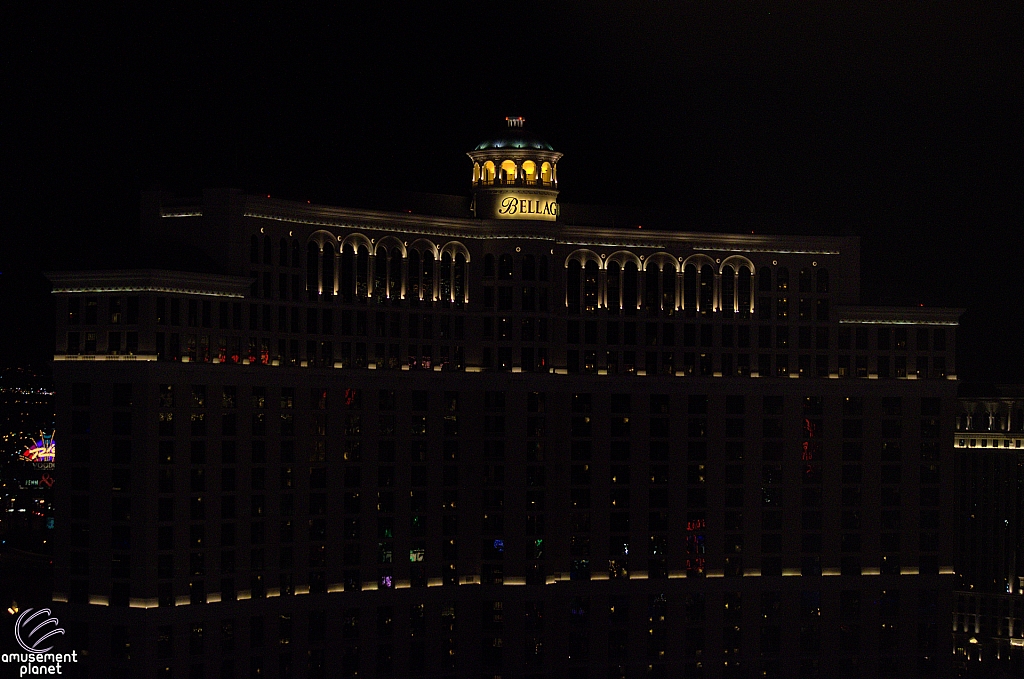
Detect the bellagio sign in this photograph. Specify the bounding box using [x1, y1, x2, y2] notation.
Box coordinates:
[491, 193, 559, 221]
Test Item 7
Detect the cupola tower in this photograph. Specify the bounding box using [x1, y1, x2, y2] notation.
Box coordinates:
[468, 116, 562, 221]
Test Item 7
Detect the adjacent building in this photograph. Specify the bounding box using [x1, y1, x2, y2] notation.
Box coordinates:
[49, 119, 962, 678]
[1, 366, 56, 532]
[953, 388, 1024, 677]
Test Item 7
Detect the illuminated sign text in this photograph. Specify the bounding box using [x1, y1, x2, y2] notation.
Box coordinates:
[491, 193, 558, 221]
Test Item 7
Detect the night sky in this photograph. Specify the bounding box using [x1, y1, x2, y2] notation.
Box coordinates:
[5, 4, 1021, 382]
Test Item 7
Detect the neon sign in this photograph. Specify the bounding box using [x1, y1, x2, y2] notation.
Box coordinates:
[23, 431, 56, 463]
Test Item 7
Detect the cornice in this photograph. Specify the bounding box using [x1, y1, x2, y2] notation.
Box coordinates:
[836, 305, 965, 325]
[241, 196, 855, 255]
[466, 149, 564, 163]
[46, 269, 252, 298]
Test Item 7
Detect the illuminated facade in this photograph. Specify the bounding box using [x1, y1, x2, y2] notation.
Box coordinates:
[17, 431, 56, 493]
[953, 391, 1024, 676]
[49, 120, 962, 678]
[1, 373, 56, 535]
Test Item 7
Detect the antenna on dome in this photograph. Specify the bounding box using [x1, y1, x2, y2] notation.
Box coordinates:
[506, 116, 525, 128]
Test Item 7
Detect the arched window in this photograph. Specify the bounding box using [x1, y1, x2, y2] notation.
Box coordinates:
[566, 261, 582, 313]
[342, 241, 372, 301]
[699, 265, 715, 313]
[541, 162, 552, 183]
[250, 235, 259, 264]
[539, 256, 548, 282]
[500, 160, 517, 182]
[522, 160, 537, 182]
[607, 262, 622, 310]
[622, 261, 639, 314]
[356, 247, 369, 298]
[439, 253, 452, 302]
[584, 260, 599, 312]
[799, 268, 812, 293]
[421, 251, 435, 301]
[279, 238, 289, 267]
[483, 254, 495, 278]
[776, 267, 789, 293]
[758, 268, 772, 292]
[683, 264, 698, 312]
[482, 161, 496, 183]
[720, 258, 753, 313]
[522, 255, 535, 281]
[408, 250, 421, 300]
[737, 266, 752, 316]
[645, 267, 660, 312]
[662, 265, 675, 311]
[322, 242, 336, 296]
[340, 244, 355, 302]
[453, 253, 467, 304]
[263, 235, 273, 266]
[389, 250, 402, 299]
[721, 265, 736, 314]
[473, 163, 481, 184]
[374, 253, 387, 300]
[306, 242, 319, 296]
[499, 254, 513, 280]
[816, 268, 829, 294]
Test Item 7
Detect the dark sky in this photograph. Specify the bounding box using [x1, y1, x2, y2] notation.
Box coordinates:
[4, 4, 1022, 382]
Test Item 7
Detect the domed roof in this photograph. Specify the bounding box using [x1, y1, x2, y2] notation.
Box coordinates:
[473, 117, 554, 151]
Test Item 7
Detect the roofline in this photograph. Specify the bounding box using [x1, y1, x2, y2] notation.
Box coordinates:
[236, 195, 857, 253]
[836, 305, 965, 325]
[46, 269, 253, 298]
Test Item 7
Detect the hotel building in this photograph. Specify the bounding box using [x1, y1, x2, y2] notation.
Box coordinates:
[49, 119, 962, 678]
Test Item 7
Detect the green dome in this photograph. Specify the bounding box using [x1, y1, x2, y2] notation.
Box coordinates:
[474, 128, 554, 152]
